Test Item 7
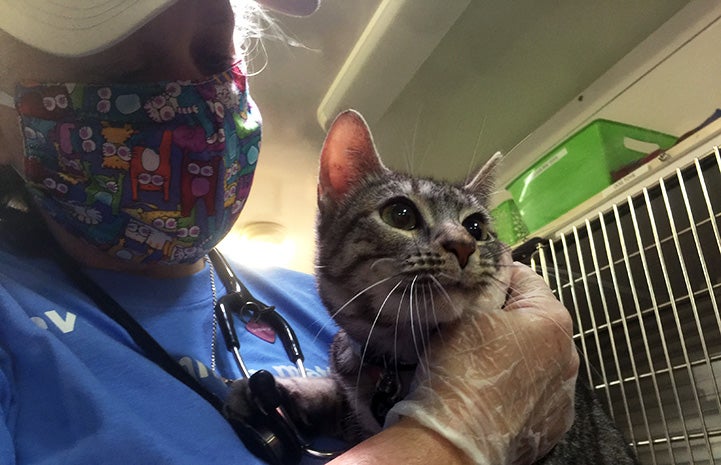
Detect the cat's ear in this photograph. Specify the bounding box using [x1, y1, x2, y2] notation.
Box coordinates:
[318, 109, 387, 205]
[464, 151, 503, 201]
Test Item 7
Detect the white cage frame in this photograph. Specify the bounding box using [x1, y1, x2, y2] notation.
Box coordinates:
[525, 132, 721, 465]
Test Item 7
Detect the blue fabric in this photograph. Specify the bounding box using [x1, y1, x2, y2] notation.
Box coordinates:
[0, 247, 339, 464]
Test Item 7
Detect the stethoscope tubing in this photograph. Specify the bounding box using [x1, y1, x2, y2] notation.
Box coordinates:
[208, 248, 305, 378]
[207, 248, 342, 459]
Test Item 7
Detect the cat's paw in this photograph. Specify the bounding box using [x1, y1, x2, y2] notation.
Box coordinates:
[226, 374, 348, 440]
[224, 371, 294, 424]
[224, 378, 259, 423]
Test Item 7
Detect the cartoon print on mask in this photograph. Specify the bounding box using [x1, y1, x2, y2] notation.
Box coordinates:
[220, 121, 260, 218]
[65, 201, 102, 225]
[53, 123, 80, 170]
[12, 64, 262, 264]
[223, 180, 238, 209]
[180, 155, 220, 217]
[130, 129, 173, 202]
[110, 218, 173, 263]
[123, 207, 199, 244]
[144, 81, 199, 123]
[85, 166, 125, 215]
[15, 85, 73, 120]
[50, 122, 101, 184]
[100, 123, 135, 170]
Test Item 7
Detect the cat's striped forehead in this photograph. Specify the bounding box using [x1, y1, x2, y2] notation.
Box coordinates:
[368, 173, 488, 222]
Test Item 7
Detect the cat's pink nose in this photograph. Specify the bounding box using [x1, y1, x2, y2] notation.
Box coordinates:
[442, 238, 476, 269]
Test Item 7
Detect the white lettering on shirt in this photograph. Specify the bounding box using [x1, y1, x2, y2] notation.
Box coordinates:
[273, 365, 299, 377]
[30, 311, 77, 333]
[44, 310, 77, 333]
[30, 316, 48, 330]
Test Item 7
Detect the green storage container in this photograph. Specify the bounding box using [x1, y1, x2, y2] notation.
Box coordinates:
[491, 199, 529, 246]
[507, 119, 676, 232]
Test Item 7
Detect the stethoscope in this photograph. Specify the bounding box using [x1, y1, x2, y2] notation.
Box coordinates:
[207, 248, 343, 464]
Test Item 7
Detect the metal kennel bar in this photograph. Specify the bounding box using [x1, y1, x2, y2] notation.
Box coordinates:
[528, 144, 721, 464]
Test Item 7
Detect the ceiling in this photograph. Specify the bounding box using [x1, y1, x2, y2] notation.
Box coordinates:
[219, 0, 692, 273]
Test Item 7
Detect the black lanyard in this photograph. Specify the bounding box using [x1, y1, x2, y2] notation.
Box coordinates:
[52, 247, 227, 413]
[2, 202, 303, 463]
[51, 246, 303, 465]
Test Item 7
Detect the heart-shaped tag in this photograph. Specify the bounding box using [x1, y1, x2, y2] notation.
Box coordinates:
[245, 320, 277, 344]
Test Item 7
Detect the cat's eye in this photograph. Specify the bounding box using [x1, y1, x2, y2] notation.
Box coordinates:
[380, 199, 418, 231]
[462, 214, 493, 241]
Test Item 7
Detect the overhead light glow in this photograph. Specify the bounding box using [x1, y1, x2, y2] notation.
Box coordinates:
[218, 222, 296, 269]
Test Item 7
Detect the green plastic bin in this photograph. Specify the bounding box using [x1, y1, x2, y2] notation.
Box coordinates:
[491, 199, 529, 246]
[507, 119, 676, 232]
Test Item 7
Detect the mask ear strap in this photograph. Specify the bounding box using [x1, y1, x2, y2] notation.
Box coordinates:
[0, 91, 15, 109]
[0, 91, 15, 108]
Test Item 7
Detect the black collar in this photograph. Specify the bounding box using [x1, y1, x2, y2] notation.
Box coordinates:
[364, 354, 417, 425]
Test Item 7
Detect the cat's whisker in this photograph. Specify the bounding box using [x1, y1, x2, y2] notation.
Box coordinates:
[417, 286, 435, 391]
[393, 282, 411, 373]
[406, 105, 424, 175]
[408, 275, 425, 369]
[464, 114, 488, 184]
[422, 281, 440, 334]
[429, 274, 460, 318]
[414, 281, 430, 359]
[421, 282, 434, 385]
[474, 274, 579, 346]
[493, 262, 521, 268]
[485, 273, 512, 289]
[329, 275, 396, 320]
[355, 279, 405, 394]
[426, 276, 449, 348]
[310, 274, 401, 342]
[369, 257, 395, 272]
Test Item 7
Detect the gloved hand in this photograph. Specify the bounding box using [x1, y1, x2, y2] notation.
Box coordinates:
[388, 260, 579, 465]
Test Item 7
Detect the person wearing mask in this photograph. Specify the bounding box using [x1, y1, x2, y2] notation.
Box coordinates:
[0, 1, 579, 463]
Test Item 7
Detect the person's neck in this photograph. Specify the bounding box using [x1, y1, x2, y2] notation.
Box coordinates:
[43, 214, 205, 278]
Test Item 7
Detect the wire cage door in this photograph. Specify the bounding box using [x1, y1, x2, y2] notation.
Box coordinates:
[528, 148, 721, 465]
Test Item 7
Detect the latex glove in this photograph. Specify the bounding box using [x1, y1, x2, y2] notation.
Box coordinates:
[388, 260, 579, 465]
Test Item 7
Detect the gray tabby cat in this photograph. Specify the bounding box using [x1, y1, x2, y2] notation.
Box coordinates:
[226, 110, 638, 464]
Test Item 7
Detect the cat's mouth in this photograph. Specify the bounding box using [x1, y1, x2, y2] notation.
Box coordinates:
[397, 263, 472, 288]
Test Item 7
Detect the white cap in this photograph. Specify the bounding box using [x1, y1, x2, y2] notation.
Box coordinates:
[0, 0, 320, 57]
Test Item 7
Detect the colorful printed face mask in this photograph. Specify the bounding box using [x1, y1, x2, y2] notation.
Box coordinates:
[2, 63, 261, 264]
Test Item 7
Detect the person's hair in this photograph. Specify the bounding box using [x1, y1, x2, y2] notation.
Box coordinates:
[231, 0, 289, 76]
[233, 0, 272, 52]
